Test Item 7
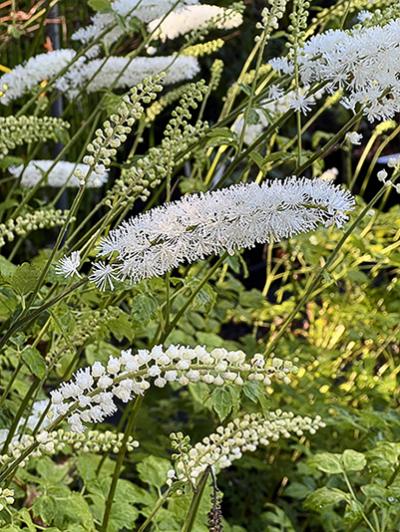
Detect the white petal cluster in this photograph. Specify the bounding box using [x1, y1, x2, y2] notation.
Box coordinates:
[148, 4, 243, 42]
[0, 49, 75, 104]
[50, 345, 297, 433]
[170, 411, 325, 486]
[345, 131, 363, 145]
[55, 251, 82, 279]
[232, 86, 318, 145]
[92, 178, 354, 288]
[0, 209, 70, 249]
[0, 399, 52, 448]
[0, 428, 138, 469]
[9, 160, 108, 188]
[296, 18, 400, 121]
[56, 55, 200, 99]
[72, 0, 199, 48]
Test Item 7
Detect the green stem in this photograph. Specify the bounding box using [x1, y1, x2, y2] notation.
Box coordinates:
[100, 396, 143, 532]
[137, 487, 172, 532]
[181, 469, 210, 532]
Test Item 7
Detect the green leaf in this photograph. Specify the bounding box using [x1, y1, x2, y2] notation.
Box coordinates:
[11, 262, 40, 296]
[341, 449, 367, 472]
[54, 126, 70, 145]
[204, 127, 238, 149]
[137, 456, 171, 489]
[108, 311, 133, 341]
[0, 255, 16, 277]
[0, 156, 24, 168]
[312, 453, 343, 474]
[192, 283, 217, 313]
[21, 346, 47, 379]
[211, 387, 233, 421]
[242, 381, 263, 403]
[304, 487, 348, 511]
[131, 292, 158, 324]
[88, 0, 111, 12]
[285, 482, 312, 500]
[32, 496, 56, 524]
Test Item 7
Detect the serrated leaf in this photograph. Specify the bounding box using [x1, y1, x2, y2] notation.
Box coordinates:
[32, 495, 56, 524]
[211, 387, 232, 421]
[21, 346, 47, 379]
[137, 456, 171, 489]
[11, 262, 40, 295]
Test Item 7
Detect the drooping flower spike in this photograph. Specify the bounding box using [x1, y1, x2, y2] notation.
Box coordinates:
[169, 411, 325, 487]
[50, 345, 298, 433]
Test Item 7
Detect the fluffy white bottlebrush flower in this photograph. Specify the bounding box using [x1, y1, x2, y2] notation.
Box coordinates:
[148, 4, 243, 42]
[56, 55, 200, 99]
[55, 251, 82, 279]
[0, 50, 76, 105]
[72, 0, 199, 48]
[169, 411, 325, 486]
[91, 177, 354, 289]
[49, 345, 297, 432]
[9, 160, 109, 188]
[295, 18, 400, 121]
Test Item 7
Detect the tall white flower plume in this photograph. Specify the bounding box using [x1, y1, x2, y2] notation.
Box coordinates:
[0, 50, 76, 104]
[90, 177, 354, 289]
[296, 18, 400, 121]
[10, 160, 108, 188]
[72, 0, 199, 48]
[148, 4, 243, 42]
[56, 56, 200, 99]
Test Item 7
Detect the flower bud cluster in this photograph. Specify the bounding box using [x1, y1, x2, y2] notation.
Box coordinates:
[0, 116, 70, 160]
[145, 84, 192, 124]
[287, 0, 310, 53]
[46, 307, 121, 365]
[50, 345, 297, 433]
[84, 75, 164, 174]
[256, 0, 288, 36]
[0, 429, 138, 469]
[0, 488, 14, 512]
[354, 4, 400, 29]
[105, 81, 209, 208]
[183, 39, 225, 58]
[168, 411, 325, 486]
[209, 59, 224, 91]
[0, 209, 71, 249]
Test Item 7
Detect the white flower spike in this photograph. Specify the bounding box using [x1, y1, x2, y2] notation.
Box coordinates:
[91, 177, 354, 289]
